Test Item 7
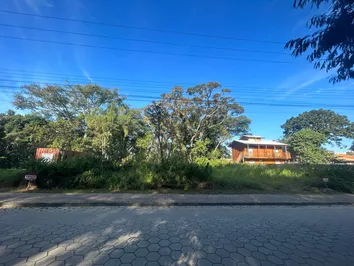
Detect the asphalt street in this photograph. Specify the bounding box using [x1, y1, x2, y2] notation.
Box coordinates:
[0, 206, 353, 266]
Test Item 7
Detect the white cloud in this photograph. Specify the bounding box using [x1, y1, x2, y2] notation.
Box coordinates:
[276, 70, 330, 100]
[14, 0, 54, 14]
[82, 69, 94, 83]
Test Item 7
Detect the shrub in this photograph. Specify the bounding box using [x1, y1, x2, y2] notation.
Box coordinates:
[24, 156, 116, 188]
[0, 169, 26, 187]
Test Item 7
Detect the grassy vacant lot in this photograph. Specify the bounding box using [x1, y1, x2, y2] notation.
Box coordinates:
[1, 159, 353, 193]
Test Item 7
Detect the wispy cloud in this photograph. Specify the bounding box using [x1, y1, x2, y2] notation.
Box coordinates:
[82, 69, 94, 83]
[276, 70, 330, 100]
[14, 0, 54, 14]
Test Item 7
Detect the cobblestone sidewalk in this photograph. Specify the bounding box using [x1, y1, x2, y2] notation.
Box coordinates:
[0, 206, 354, 265]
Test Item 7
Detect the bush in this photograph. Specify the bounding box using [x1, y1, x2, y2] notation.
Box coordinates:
[3, 155, 354, 193]
[24, 156, 117, 188]
[0, 169, 26, 187]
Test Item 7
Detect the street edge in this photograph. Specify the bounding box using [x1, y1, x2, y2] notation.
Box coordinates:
[1, 202, 354, 208]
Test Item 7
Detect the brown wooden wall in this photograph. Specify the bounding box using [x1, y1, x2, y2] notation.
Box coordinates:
[231, 142, 246, 162]
[230, 142, 291, 164]
[35, 148, 90, 162]
[35, 148, 61, 162]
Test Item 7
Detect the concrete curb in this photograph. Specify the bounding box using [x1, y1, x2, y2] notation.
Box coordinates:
[1, 201, 354, 208]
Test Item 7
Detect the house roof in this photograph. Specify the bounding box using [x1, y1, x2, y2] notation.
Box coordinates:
[335, 154, 354, 162]
[232, 139, 289, 146]
[241, 135, 264, 138]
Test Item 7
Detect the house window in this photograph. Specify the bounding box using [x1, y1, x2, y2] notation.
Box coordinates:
[41, 153, 54, 162]
[281, 146, 286, 152]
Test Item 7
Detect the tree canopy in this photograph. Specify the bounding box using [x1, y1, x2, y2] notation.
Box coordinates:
[1, 82, 250, 167]
[286, 128, 332, 164]
[281, 109, 354, 146]
[145, 82, 251, 163]
[286, 0, 354, 83]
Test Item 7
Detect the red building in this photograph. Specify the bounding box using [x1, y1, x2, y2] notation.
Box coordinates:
[229, 135, 291, 164]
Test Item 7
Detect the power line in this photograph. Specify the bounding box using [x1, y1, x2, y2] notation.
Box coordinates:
[0, 23, 290, 56]
[0, 74, 351, 100]
[0, 9, 285, 45]
[0, 35, 292, 64]
[1, 68, 344, 96]
[0, 85, 353, 109]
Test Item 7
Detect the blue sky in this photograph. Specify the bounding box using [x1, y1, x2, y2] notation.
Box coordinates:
[0, 0, 353, 151]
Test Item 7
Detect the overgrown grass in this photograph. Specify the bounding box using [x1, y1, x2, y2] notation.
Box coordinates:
[0, 169, 26, 188]
[210, 165, 314, 192]
[1, 158, 353, 193]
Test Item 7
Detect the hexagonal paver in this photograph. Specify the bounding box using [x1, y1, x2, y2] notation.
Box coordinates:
[267, 255, 283, 265]
[120, 253, 136, 263]
[92, 254, 110, 265]
[252, 251, 267, 261]
[135, 247, 149, 257]
[158, 247, 172, 256]
[170, 250, 183, 260]
[230, 252, 245, 262]
[124, 244, 138, 253]
[20, 248, 40, 258]
[109, 248, 124, 259]
[0, 206, 354, 266]
[146, 252, 160, 262]
[104, 259, 121, 266]
[131, 257, 147, 266]
[12, 244, 33, 253]
[137, 241, 150, 248]
[246, 256, 261, 266]
[206, 253, 221, 263]
[181, 246, 194, 254]
[169, 237, 180, 243]
[0, 253, 19, 264]
[197, 258, 212, 266]
[65, 255, 83, 265]
[147, 244, 160, 252]
[148, 237, 160, 244]
[158, 255, 173, 266]
[27, 251, 48, 262]
[238, 248, 251, 257]
[158, 240, 170, 247]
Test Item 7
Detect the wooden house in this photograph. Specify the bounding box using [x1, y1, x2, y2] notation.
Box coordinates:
[229, 135, 291, 164]
[35, 148, 89, 163]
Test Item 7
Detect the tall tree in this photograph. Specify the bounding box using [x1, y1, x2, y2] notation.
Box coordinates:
[286, 0, 354, 83]
[281, 109, 354, 146]
[13, 84, 126, 151]
[286, 128, 332, 163]
[145, 82, 250, 162]
[0, 110, 51, 167]
[86, 105, 146, 161]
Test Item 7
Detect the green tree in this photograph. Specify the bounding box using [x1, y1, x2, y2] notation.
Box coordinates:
[0, 110, 51, 167]
[286, 0, 354, 83]
[86, 105, 146, 161]
[350, 142, 354, 151]
[145, 82, 250, 162]
[286, 128, 332, 164]
[13, 84, 127, 152]
[13, 84, 124, 120]
[281, 109, 354, 146]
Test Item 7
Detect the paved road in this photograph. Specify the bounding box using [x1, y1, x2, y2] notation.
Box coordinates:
[0, 206, 353, 266]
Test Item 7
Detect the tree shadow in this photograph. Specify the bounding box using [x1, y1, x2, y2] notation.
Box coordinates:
[0, 206, 209, 266]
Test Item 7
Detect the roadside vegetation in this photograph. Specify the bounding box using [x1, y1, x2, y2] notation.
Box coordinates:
[1, 157, 353, 193]
[1, 82, 353, 194]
